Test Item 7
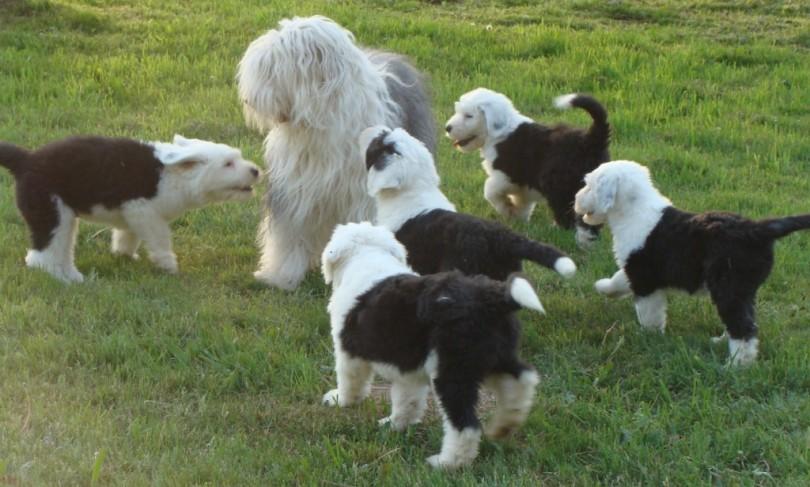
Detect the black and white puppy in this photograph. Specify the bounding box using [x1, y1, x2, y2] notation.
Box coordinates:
[321, 222, 542, 469]
[574, 160, 810, 366]
[360, 125, 576, 281]
[445, 88, 610, 248]
[0, 135, 260, 282]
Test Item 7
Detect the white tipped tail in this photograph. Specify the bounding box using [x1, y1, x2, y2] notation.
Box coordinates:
[510, 277, 545, 314]
[553, 93, 578, 110]
[553, 257, 577, 278]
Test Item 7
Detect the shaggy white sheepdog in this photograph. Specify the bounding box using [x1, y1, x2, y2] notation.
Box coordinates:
[237, 15, 435, 290]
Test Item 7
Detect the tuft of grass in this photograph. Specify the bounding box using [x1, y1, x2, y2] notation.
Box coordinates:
[1, 0, 809, 484]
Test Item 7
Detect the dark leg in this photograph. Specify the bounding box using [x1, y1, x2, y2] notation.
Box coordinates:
[428, 376, 482, 469]
[709, 283, 760, 366]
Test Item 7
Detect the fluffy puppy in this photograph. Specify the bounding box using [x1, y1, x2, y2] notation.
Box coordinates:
[0, 135, 260, 283]
[360, 125, 576, 281]
[321, 222, 542, 469]
[237, 15, 435, 290]
[445, 88, 610, 248]
[574, 160, 810, 366]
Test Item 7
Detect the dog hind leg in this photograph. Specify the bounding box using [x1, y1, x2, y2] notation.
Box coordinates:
[634, 290, 667, 333]
[379, 377, 430, 431]
[111, 228, 141, 258]
[483, 366, 539, 439]
[710, 286, 760, 366]
[428, 376, 482, 468]
[323, 350, 373, 407]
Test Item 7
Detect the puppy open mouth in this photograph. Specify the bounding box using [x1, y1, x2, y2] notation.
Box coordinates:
[230, 185, 255, 194]
[453, 136, 476, 148]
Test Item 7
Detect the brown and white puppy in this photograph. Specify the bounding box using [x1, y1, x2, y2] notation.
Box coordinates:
[0, 135, 260, 282]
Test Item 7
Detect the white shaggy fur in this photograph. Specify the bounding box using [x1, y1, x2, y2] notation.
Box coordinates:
[360, 125, 455, 231]
[23, 135, 259, 283]
[237, 16, 433, 290]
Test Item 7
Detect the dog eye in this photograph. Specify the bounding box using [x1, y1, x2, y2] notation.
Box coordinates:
[224, 161, 234, 168]
[464, 113, 473, 119]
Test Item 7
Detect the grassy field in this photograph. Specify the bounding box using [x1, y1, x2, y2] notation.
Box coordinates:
[1, 0, 810, 484]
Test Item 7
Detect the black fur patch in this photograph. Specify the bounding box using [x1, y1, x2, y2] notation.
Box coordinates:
[624, 206, 810, 340]
[492, 96, 610, 230]
[365, 130, 399, 171]
[395, 209, 569, 280]
[340, 271, 533, 430]
[0, 136, 163, 250]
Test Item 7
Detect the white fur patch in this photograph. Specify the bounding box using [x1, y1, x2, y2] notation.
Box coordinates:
[510, 277, 545, 314]
[728, 337, 759, 366]
[554, 257, 577, 278]
[553, 93, 577, 110]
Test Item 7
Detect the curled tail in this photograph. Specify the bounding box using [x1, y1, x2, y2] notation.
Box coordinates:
[514, 237, 577, 278]
[758, 214, 810, 240]
[507, 274, 545, 314]
[0, 142, 30, 176]
[554, 93, 611, 152]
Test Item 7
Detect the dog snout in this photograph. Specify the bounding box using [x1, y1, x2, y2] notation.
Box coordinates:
[445, 124, 452, 133]
[250, 167, 260, 178]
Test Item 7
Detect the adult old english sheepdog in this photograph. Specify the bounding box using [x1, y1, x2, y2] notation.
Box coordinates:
[321, 222, 541, 469]
[237, 15, 435, 290]
[574, 160, 810, 366]
[360, 125, 576, 281]
[0, 135, 260, 283]
[445, 88, 610, 248]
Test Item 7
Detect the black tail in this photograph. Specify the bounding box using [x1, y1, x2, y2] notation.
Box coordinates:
[514, 237, 577, 278]
[758, 214, 810, 240]
[554, 93, 610, 150]
[0, 142, 30, 177]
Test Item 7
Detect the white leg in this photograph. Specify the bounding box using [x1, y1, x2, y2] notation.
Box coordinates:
[426, 421, 482, 469]
[483, 369, 539, 439]
[595, 268, 632, 298]
[634, 290, 668, 333]
[728, 337, 759, 367]
[25, 198, 83, 283]
[254, 215, 310, 290]
[484, 172, 518, 218]
[378, 379, 430, 431]
[507, 188, 536, 221]
[322, 350, 373, 407]
[111, 228, 141, 258]
[123, 207, 177, 273]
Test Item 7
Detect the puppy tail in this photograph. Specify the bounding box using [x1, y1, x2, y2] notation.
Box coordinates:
[516, 238, 576, 278]
[0, 142, 29, 177]
[554, 93, 611, 152]
[507, 274, 545, 314]
[758, 214, 810, 240]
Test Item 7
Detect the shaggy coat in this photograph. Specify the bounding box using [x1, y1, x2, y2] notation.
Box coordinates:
[445, 88, 610, 247]
[237, 15, 435, 290]
[574, 160, 810, 365]
[362, 126, 576, 281]
[0, 135, 259, 282]
[321, 222, 541, 469]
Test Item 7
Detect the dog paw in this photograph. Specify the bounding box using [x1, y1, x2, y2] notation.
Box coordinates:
[426, 455, 444, 469]
[378, 415, 413, 432]
[254, 270, 301, 291]
[594, 278, 613, 295]
[322, 389, 340, 406]
[151, 253, 178, 273]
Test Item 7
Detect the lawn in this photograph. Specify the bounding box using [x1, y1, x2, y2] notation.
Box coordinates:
[1, 0, 810, 484]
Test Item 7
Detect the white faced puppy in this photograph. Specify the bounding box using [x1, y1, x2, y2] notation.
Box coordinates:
[361, 125, 576, 281]
[575, 160, 810, 366]
[321, 222, 542, 469]
[0, 135, 260, 282]
[445, 88, 610, 248]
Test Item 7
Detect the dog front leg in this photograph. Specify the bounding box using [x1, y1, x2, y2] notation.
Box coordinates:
[634, 290, 667, 333]
[595, 268, 632, 298]
[254, 215, 311, 290]
[379, 378, 430, 431]
[111, 228, 141, 258]
[124, 209, 177, 273]
[507, 188, 536, 221]
[484, 171, 517, 218]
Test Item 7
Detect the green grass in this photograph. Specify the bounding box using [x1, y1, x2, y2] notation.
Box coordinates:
[1, 0, 810, 484]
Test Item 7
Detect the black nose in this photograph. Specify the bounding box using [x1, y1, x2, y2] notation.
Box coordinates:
[445, 124, 452, 133]
[251, 168, 259, 178]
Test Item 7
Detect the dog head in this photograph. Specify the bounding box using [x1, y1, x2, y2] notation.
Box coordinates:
[237, 15, 382, 131]
[359, 126, 439, 197]
[321, 221, 408, 285]
[445, 88, 519, 152]
[157, 135, 261, 203]
[574, 160, 657, 225]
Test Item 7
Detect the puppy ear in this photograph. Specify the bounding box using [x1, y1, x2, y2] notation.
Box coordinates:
[321, 230, 349, 285]
[594, 172, 619, 214]
[367, 163, 404, 197]
[172, 134, 191, 146]
[161, 146, 202, 169]
[359, 125, 390, 153]
[478, 101, 509, 139]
